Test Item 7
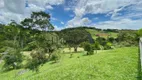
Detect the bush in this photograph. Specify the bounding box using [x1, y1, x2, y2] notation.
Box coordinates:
[2, 48, 23, 71]
[104, 42, 112, 50]
[83, 42, 94, 55]
[0, 47, 7, 53]
[107, 37, 115, 43]
[92, 41, 101, 50]
[25, 49, 47, 72]
[23, 41, 37, 51]
[96, 37, 106, 46]
[50, 52, 60, 63]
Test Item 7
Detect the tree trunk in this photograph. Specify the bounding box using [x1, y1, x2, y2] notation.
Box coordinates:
[21, 39, 24, 49]
[74, 47, 77, 52]
[96, 50, 97, 53]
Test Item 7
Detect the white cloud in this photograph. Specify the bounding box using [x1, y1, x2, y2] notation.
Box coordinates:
[54, 25, 64, 31]
[3, 0, 25, 14]
[93, 19, 142, 30]
[46, 5, 53, 10]
[29, 0, 64, 6]
[0, 11, 24, 24]
[0, 0, 142, 30]
[0, 0, 64, 24]
[28, 4, 45, 12]
[61, 21, 64, 24]
[64, 7, 71, 11]
[67, 17, 91, 28]
[71, 0, 137, 17]
[0, 0, 4, 8]
[51, 17, 58, 21]
[66, 0, 142, 29]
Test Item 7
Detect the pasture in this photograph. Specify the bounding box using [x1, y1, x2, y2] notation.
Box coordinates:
[0, 47, 139, 80]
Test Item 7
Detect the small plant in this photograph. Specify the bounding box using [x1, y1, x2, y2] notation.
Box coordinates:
[50, 52, 60, 63]
[70, 53, 73, 58]
[25, 48, 47, 72]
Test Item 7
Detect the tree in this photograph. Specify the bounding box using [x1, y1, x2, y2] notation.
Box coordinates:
[104, 42, 112, 50]
[107, 37, 115, 43]
[92, 41, 101, 53]
[25, 48, 47, 72]
[117, 31, 138, 46]
[22, 12, 63, 72]
[21, 11, 54, 31]
[0, 22, 24, 71]
[62, 29, 89, 52]
[96, 37, 106, 46]
[83, 42, 94, 55]
[138, 28, 142, 37]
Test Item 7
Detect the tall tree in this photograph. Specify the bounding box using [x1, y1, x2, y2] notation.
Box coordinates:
[62, 29, 89, 52]
[21, 11, 54, 31]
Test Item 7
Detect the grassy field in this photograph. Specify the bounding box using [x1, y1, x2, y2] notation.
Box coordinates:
[0, 47, 139, 80]
[86, 29, 118, 39]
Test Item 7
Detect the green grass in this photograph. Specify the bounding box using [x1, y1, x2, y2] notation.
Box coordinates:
[0, 47, 139, 80]
[86, 29, 118, 39]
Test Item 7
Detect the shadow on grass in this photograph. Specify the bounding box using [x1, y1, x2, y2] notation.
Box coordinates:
[137, 59, 142, 80]
[49, 61, 58, 64]
[0, 68, 14, 73]
[137, 47, 142, 80]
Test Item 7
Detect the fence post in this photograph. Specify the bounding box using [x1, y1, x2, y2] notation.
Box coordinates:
[138, 38, 142, 80]
[140, 38, 142, 66]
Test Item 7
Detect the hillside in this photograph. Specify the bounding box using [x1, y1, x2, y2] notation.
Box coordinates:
[0, 47, 139, 80]
[86, 29, 118, 39]
[59, 27, 119, 40]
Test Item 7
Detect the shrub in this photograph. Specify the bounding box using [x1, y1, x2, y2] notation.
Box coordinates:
[0, 47, 7, 53]
[104, 42, 112, 50]
[107, 37, 115, 43]
[83, 42, 94, 55]
[23, 41, 37, 51]
[2, 48, 23, 71]
[92, 41, 101, 53]
[50, 52, 60, 63]
[96, 37, 106, 46]
[25, 49, 47, 72]
[92, 41, 101, 50]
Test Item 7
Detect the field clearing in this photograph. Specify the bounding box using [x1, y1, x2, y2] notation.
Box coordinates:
[86, 29, 118, 39]
[63, 47, 84, 53]
[0, 47, 139, 80]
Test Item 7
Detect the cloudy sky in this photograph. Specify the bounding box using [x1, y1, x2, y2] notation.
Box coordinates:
[0, 0, 142, 30]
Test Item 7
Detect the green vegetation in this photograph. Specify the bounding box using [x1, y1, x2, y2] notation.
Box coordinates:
[0, 47, 139, 80]
[82, 42, 94, 55]
[60, 28, 91, 52]
[0, 11, 141, 80]
[138, 29, 142, 37]
[86, 29, 118, 39]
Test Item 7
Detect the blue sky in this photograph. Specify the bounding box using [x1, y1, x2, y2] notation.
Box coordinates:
[0, 0, 142, 30]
